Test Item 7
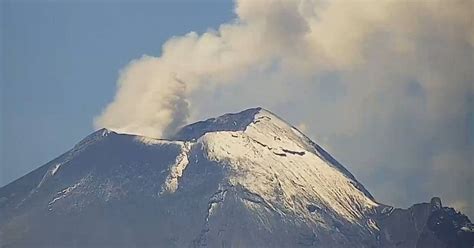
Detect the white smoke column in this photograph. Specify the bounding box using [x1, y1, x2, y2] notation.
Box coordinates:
[94, 0, 316, 138]
[94, 56, 187, 138]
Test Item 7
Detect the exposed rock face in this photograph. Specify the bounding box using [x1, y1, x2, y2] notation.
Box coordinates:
[0, 108, 472, 247]
[376, 198, 473, 248]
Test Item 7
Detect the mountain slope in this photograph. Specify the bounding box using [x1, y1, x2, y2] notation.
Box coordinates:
[0, 108, 472, 247]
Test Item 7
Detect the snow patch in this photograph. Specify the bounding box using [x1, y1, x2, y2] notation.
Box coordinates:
[134, 136, 186, 147]
[367, 218, 380, 231]
[36, 163, 63, 189]
[461, 225, 474, 232]
[48, 179, 84, 210]
[135, 136, 167, 145]
[48, 184, 78, 207]
[51, 164, 61, 175]
[199, 110, 378, 224]
[101, 128, 111, 136]
[206, 188, 227, 221]
[161, 142, 192, 194]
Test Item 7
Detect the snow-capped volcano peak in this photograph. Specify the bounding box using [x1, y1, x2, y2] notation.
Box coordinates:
[194, 108, 378, 224]
[173, 107, 263, 141]
[1, 107, 471, 247]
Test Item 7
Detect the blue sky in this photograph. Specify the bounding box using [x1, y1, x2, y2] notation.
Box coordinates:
[1, 0, 234, 186]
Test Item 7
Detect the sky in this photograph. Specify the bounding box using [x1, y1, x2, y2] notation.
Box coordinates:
[1, 0, 233, 185]
[1, 0, 473, 217]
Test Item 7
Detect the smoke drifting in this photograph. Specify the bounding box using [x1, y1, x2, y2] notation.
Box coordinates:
[95, 56, 189, 138]
[95, 0, 473, 216]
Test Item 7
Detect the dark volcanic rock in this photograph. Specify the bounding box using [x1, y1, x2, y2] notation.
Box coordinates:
[376, 197, 473, 248]
[427, 206, 474, 247]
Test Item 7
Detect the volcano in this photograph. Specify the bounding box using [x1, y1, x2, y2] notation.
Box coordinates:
[0, 108, 472, 247]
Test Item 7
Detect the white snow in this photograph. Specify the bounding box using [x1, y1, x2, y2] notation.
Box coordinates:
[461, 226, 474, 232]
[101, 128, 111, 136]
[207, 200, 222, 222]
[135, 136, 163, 145]
[48, 182, 81, 208]
[47, 175, 92, 210]
[36, 163, 63, 189]
[199, 109, 378, 224]
[367, 218, 380, 231]
[161, 142, 192, 194]
[134, 136, 179, 146]
[51, 164, 61, 175]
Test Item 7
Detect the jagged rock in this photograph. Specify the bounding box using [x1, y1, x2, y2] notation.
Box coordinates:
[431, 197, 443, 211]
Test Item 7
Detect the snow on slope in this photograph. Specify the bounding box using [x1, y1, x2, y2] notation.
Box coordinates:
[199, 109, 378, 224]
[133, 136, 193, 194]
[12, 108, 377, 229]
[4, 108, 470, 247]
[161, 142, 192, 194]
